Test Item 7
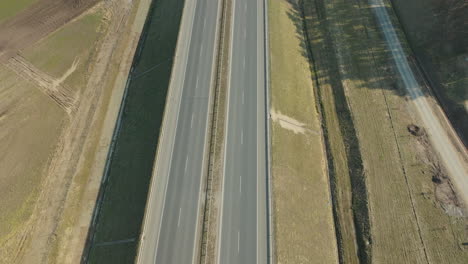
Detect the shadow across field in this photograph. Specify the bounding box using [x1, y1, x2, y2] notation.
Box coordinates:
[282, 0, 467, 263]
[283, 0, 373, 263]
[81, 0, 185, 263]
[287, 0, 468, 146]
[281, 0, 443, 262]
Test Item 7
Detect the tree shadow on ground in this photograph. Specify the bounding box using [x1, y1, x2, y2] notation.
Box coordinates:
[278, 0, 468, 263]
[285, 0, 468, 144]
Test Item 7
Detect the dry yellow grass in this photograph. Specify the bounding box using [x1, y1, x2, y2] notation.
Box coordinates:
[269, 0, 338, 263]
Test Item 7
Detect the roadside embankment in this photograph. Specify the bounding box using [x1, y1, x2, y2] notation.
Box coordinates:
[268, 0, 339, 263]
[83, 0, 185, 262]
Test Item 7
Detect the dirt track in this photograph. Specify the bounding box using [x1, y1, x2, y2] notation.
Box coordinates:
[5, 55, 76, 114]
[0, 0, 100, 60]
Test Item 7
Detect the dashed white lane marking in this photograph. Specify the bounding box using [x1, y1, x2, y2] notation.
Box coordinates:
[190, 114, 194, 128]
[241, 130, 243, 144]
[185, 156, 188, 173]
[177, 208, 182, 227]
[240, 176, 242, 193]
[238, 231, 240, 253]
[196, 76, 199, 89]
[242, 91, 244, 105]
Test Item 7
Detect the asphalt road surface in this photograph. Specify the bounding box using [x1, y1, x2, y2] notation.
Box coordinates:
[137, 0, 221, 263]
[370, 0, 468, 203]
[217, 0, 268, 263]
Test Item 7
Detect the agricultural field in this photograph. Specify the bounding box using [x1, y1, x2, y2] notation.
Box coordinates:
[391, 0, 468, 144]
[295, 0, 468, 263]
[268, 0, 338, 263]
[0, 0, 148, 263]
[0, 0, 36, 23]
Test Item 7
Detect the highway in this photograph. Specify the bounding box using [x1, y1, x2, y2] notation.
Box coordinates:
[136, 0, 221, 263]
[370, 0, 468, 203]
[217, 0, 268, 263]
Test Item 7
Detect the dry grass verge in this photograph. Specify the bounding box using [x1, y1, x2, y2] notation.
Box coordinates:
[269, 0, 338, 263]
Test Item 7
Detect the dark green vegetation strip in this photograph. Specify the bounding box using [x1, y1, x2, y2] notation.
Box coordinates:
[84, 0, 185, 263]
[296, 0, 371, 263]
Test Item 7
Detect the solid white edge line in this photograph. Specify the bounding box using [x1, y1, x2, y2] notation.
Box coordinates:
[216, 0, 237, 262]
[238, 231, 241, 253]
[191, 114, 194, 128]
[256, 0, 260, 262]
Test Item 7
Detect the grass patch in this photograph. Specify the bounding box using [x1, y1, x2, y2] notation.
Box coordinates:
[23, 8, 105, 91]
[0, 0, 36, 23]
[269, 0, 338, 263]
[85, 0, 185, 262]
[295, 0, 371, 262]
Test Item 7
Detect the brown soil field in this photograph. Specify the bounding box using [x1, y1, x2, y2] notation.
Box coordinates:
[0, 0, 100, 60]
[0, 0, 150, 263]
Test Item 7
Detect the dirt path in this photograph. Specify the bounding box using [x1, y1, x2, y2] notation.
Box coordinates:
[370, 0, 468, 205]
[5, 55, 76, 114]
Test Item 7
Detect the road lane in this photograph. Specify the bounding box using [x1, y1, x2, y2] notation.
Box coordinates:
[136, 0, 221, 263]
[218, 0, 268, 263]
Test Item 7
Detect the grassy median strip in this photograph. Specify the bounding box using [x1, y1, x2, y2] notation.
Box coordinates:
[85, 0, 185, 263]
[199, 0, 231, 263]
[268, 0, 339, 263]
